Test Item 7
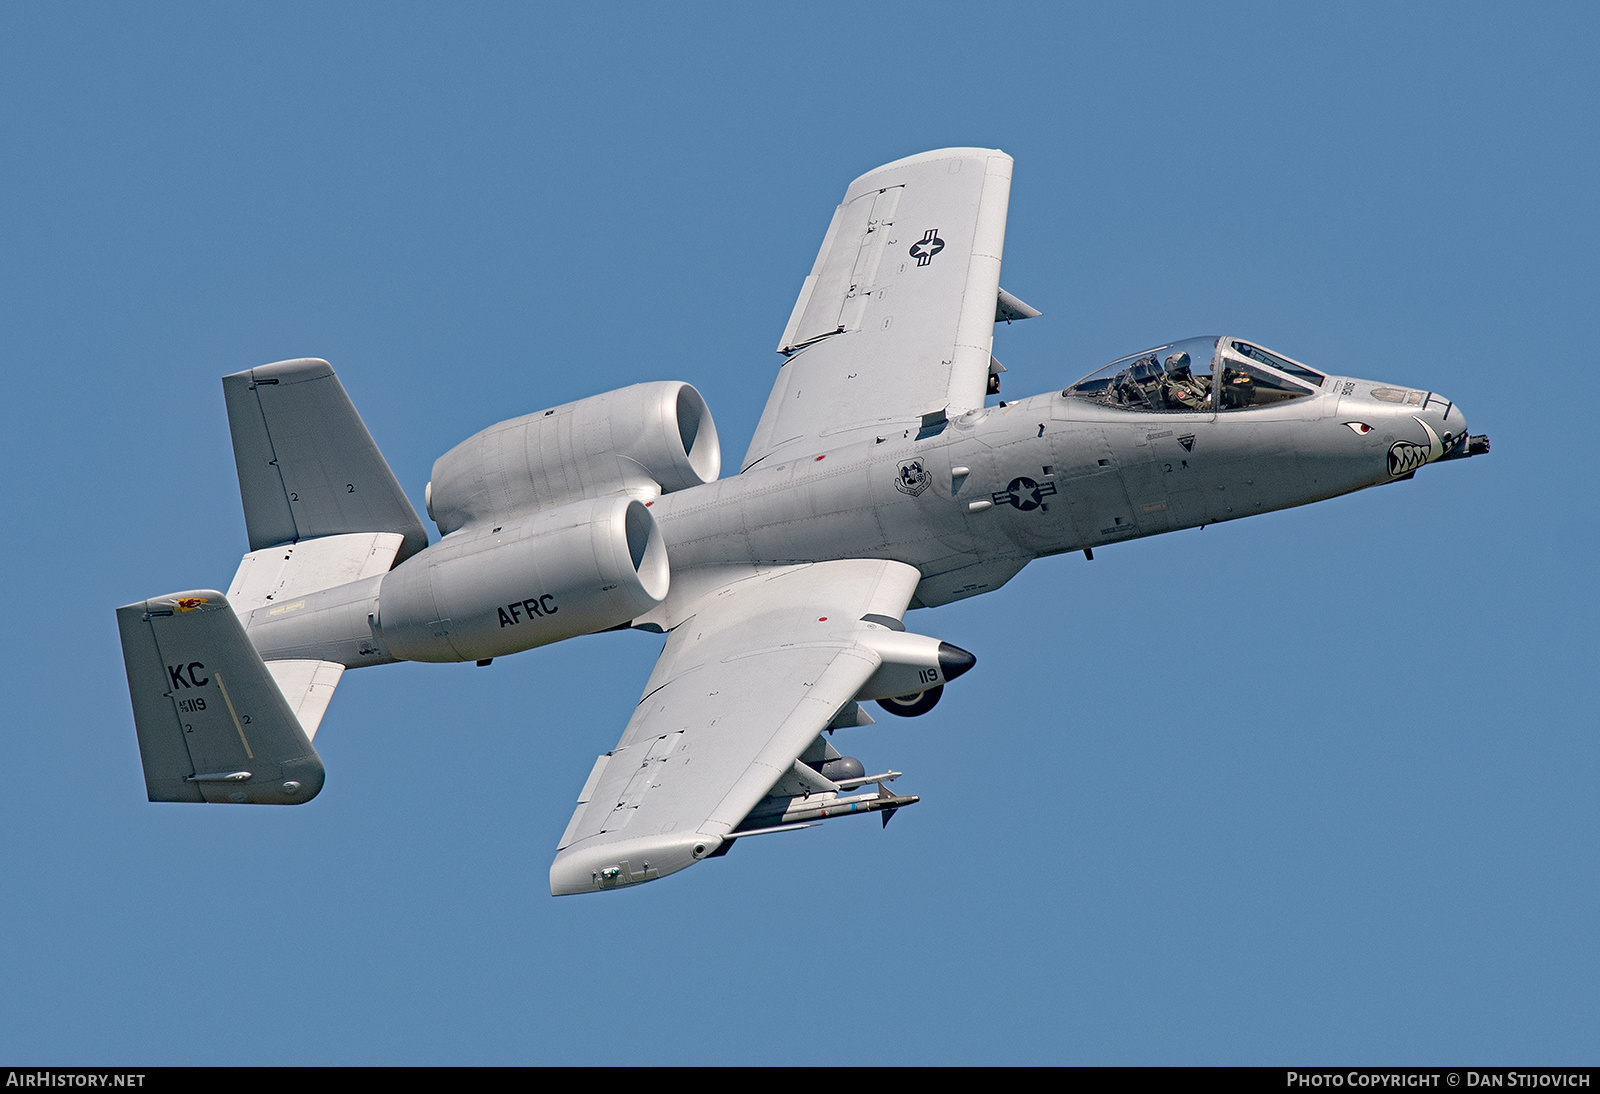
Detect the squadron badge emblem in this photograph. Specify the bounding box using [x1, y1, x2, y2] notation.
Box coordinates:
[895, 458, 932, 496]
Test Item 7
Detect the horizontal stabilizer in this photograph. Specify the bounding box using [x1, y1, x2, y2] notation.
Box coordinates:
[223, 358, 427, 562]
[116, 590, 324, 804]
[263, 660, 345, 740]
[228, 530, 405, 615]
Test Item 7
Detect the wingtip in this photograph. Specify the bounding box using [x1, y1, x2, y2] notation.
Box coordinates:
[549, 833, 720, 896]
[849, 148, 1012, 192]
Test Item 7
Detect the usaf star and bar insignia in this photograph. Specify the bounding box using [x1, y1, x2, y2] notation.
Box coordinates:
[991, 477, 1056, 511]
[909, 229, 944, 267]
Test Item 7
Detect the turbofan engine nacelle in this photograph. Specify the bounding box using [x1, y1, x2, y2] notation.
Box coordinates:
[378, 496, 669, 663]
[425, 381, 720, 536]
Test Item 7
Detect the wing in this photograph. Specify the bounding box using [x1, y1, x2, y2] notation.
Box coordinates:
[742, 148, 1016, 472]
[549, 559, 924, 895]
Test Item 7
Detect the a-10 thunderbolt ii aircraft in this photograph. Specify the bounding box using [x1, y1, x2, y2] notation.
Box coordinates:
[117, 148, 1489, 895]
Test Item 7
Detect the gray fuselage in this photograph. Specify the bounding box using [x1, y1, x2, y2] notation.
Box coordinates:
[241, 370, 1472, 667]
[650, 373, 1466, 610]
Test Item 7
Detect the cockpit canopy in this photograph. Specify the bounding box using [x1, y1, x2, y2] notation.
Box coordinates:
[1064, 336, 1327, 413]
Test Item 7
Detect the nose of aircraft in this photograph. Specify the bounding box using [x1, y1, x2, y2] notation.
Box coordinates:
[1420, 394, 1465, 452]
[1400, 393, 1489, 471]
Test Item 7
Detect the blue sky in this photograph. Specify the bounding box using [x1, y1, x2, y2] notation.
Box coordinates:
[2, 2, 1595, 1064]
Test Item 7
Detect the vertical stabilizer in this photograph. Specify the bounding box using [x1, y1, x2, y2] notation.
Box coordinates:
[117, 591, 325, 804]
[223, 358, 428, 562]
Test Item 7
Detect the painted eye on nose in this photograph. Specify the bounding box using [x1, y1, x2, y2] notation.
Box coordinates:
[1344, 422, 1373, 435]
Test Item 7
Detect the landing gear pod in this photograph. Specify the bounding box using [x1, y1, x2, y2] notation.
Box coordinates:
[854, 632, 976, 706]
[378, 496, 669, 662]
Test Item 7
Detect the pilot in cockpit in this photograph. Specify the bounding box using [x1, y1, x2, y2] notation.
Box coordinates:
[1109, 355, 1155, 407]
[1161, 351, 1210, 411]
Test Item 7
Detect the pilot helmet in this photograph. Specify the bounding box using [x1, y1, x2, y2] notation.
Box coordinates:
[1164, 351, 1192, 377]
